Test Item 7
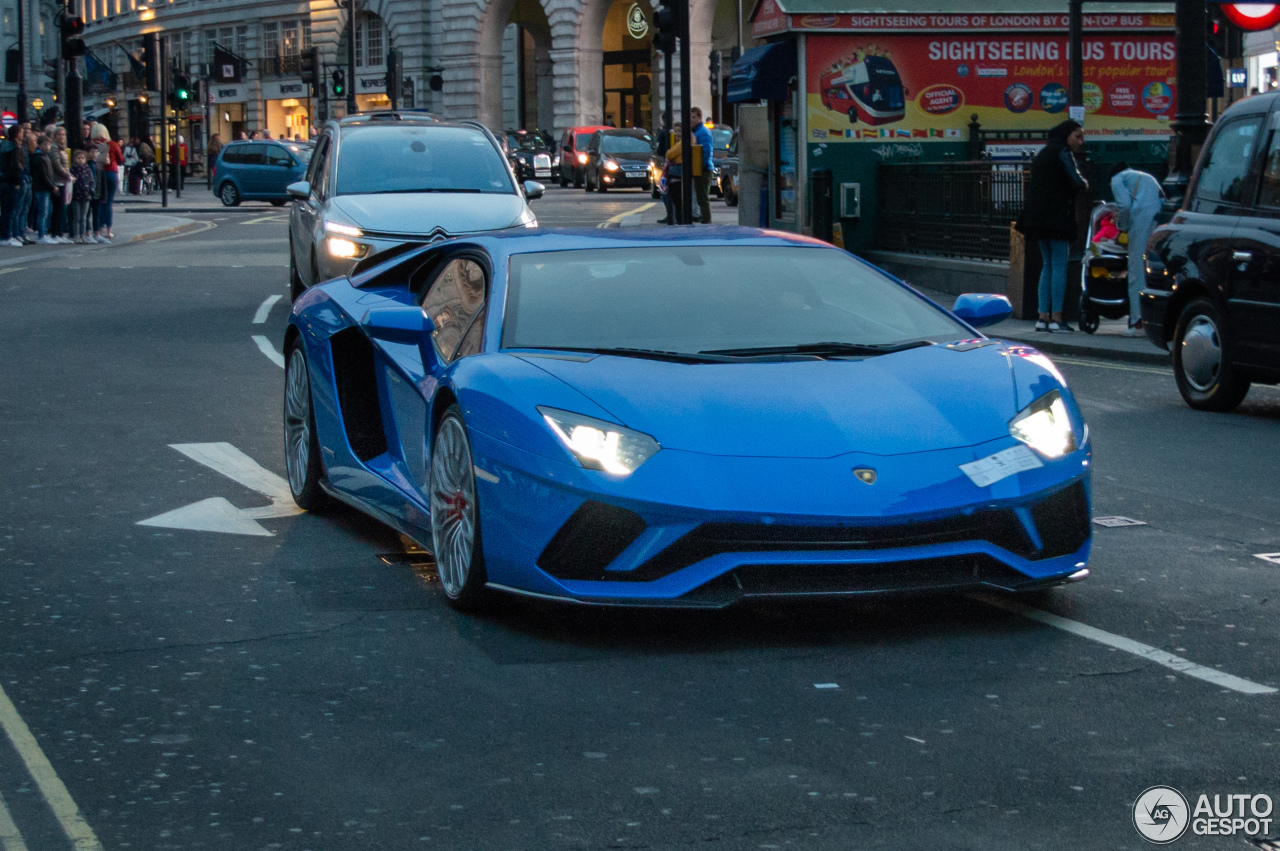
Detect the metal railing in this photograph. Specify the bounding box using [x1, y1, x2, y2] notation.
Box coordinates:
[876, 160, 1028, 263]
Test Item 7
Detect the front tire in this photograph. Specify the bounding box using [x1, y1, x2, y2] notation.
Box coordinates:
[430, 405, 488, 611]
[1172, 298, 1250, 412]
[219, 182, 241, 207]
[284, 341, 328, 510]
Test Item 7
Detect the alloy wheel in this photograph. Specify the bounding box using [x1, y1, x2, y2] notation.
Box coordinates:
[284, 348, 312, 496]
[430, 415, 477, 598]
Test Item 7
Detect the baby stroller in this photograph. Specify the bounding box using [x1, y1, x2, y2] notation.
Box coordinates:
[1078, 202, 1131, 333]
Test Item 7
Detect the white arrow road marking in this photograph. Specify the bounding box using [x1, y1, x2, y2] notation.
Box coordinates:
[137, 443, 303, 536]
[971, 593, 1277, 695]
[252, 334, 285, 368]
[1255, 553, 1280, 566]
[253, 294, 283, 324]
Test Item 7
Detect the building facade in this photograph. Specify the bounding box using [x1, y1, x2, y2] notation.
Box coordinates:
[53, 0, 750, 155]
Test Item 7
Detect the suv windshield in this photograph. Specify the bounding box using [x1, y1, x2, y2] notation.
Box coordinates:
[504, 246, 968, 354]
[601, 135, 652, 155]
[336, 125, 515, 195]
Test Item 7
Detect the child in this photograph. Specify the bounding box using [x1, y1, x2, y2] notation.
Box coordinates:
[69, 148, 95, 244]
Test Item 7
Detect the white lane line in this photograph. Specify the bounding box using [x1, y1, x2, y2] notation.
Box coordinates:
[252, 334, 285, 368]
[0, 684, 103, 851]
[971, 593, 1277, 695]
[0, 790, 30, 851]
[252, 294, 283, 324]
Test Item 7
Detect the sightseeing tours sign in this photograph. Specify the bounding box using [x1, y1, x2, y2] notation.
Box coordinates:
[804, 31, 1177, 142]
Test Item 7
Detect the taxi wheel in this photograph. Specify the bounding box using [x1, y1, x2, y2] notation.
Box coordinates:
[1172, 298, 1250, 412]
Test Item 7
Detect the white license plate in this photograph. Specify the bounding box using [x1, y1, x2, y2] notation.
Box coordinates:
[625, 172, 644, 178]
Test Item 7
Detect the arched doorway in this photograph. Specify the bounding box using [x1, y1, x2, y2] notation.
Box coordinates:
[600, 0, 653, 129]
[502, 0, 553, 132]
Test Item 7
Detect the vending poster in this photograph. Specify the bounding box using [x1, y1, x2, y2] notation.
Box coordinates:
[805, 33, 1176, 142]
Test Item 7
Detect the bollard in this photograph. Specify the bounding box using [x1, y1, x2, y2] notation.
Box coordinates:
[811, 167, 833, 244]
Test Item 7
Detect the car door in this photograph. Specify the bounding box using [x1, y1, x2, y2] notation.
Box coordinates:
[261, 143, 297, 197]
[236, 143, 268, 196]
[378, 254, 490, 507]
[1228, 108, 1280, 368]
[1179, 113, 1264, 316]
[292, 134, 330, 286]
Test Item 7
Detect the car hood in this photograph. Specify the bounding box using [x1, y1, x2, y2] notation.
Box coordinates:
[521, 343, 1023, 458]
[331, 193, 528, 236]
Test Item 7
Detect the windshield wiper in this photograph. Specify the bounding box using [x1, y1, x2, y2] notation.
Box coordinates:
[531, 346, 735, 364]
[699, 340, 934, 357]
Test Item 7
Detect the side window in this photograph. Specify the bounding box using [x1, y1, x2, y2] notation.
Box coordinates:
[239, 143, 266, 165]
[1256, 129, 1280, 209]
[221, 146, 243, 164]
[266, 145, 292, 167]
[309, 137, 331, 199]
[305, 136, 328, 185]
[1193, 117, 1262, 213]
[420, 258, 488, 364]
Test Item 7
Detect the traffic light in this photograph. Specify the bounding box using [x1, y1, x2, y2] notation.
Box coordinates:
[142, 32, 161, 91]
[58, 10, 86, 58]
[709, 49, 720, 80]
[302, 46, 320, 95]
[44, 59, 59, 96]
[172, 73, 191, 110]
[331, 69, 345, 97]
[653, 3, 679, 54]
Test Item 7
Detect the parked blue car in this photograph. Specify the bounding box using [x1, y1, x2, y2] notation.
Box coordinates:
[212, 140, 312, 207]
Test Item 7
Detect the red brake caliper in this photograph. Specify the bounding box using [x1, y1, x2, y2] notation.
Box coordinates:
[445, 491, 468, 522]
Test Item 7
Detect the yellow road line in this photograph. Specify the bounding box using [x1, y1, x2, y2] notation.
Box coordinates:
[0, 790, 30, 851]
[0, 685, 102, 851]
[597, 202, 658, 228]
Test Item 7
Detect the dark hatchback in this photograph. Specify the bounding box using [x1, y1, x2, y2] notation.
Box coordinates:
[583, 129, 655, 192]
[1142, 91, 1280, 411]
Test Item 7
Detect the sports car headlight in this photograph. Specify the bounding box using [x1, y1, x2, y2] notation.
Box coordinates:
[1009, 390, 1077, 458]
[538, 407, 660, 475]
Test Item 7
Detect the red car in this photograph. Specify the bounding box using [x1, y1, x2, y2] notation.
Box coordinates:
[556, 125, 611, 188]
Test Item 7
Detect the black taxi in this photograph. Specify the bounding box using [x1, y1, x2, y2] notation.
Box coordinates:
[1142, 91, 1280, 411]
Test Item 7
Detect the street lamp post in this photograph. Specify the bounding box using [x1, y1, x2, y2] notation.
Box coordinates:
[346, 0, 358, 115]
[16, 0, 27, 123]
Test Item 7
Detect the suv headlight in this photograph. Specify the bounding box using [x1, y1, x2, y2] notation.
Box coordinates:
[327, 237, 369, 259]
[1009, 390, 1077, 458]
[538, 407, 660, 475]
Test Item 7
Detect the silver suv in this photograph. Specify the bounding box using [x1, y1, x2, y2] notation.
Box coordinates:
[287, 112, 543, 300]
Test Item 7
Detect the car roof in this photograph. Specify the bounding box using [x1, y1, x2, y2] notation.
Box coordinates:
[598, 128, 651, 136]
[336, 110, 441, 126]
[1219, 89, 1277, 118]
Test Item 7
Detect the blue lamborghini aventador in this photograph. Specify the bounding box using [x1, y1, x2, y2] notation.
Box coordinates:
[283, 228, 1092, 610]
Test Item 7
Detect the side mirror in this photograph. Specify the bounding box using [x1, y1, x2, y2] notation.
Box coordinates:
[286, 180, 311, 200]
[523, 180, 545, 200]
[361, 306, 438, 372]
[952, 293, 1013, 328]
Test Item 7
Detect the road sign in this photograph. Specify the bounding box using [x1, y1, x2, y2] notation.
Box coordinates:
[1215, 2, 1280, 31]
[0, 111, 15, 127]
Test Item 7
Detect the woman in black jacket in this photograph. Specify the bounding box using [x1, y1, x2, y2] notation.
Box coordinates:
[1018, 119, 1088, 332]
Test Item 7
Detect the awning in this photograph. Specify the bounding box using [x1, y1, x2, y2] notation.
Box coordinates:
[727, 40, 796, 103]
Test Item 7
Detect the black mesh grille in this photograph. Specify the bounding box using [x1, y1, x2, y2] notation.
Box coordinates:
[680, 555, 1035, 606]
[1030, 481, 1091, 558]
[536, 500, 648, 580]
[619, 509, 1035, 583]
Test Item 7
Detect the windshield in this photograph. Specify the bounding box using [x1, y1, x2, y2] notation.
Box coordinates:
[509, 133, 544, 152]
[709, 127, 733, 149]
[601, 135, 652, 155]
[336, 126, 515, 195]
[503, 246, 968, 354]
[574, 133, 593, 149]
[287, 144, 314, 163]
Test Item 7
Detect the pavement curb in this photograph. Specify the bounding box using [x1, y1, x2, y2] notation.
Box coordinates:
[991, 332, 1172, 366]
[122, 206, 278, 214]
[127, 220, 208, 243]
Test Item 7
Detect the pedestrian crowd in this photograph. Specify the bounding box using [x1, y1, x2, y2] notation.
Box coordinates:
[0, 119, 125, 245]
[658, 106, 715, 226]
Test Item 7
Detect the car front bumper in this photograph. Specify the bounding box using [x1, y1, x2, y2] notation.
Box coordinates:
[1139, 287, 1172, 349]
[469, 429, 1093, 608]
